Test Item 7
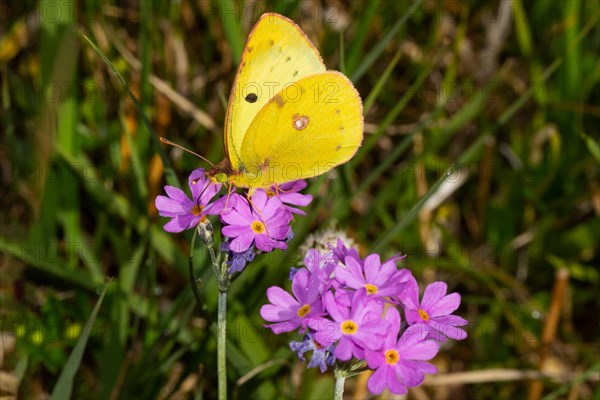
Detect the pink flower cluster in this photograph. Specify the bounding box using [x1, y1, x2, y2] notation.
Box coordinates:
[260, 241, 468, 395]
[155, 168, 312, 272]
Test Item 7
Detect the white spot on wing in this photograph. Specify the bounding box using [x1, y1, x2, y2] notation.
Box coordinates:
[292, 114, 309, 130]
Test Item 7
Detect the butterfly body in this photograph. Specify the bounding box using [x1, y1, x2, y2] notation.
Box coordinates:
[210, 13, 363, 189]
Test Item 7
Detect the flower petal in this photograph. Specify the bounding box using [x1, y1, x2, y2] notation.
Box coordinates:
[265, 320, 300, 334]
[324, 291, 347, 322]
[334, 263, 364, 290]
[280, 192, 313, 206]
[251, 190, 269, 211]
[430, 320, 467, 340]
[265, 286, 298, 308]
[396, 362, 425, 388]
[367, 366, 389, 395]
[255, 234, 287, 252]
[429, 292, 461, 317]
[398, 275, 420, 309]
[164, 185, 191, 203]
[401, 340, 439, 360]
[188, 169, 208, 199]
[232, 194, 253, 221]
[421, 282, 448, 310]
[334, 336, 353, 361]
[387, 366, 408, 394]
[261, 195, 284, 220]
[363, 253, 381, 283]
[434, 314, 468, 326]
[229, 233, 254, 253]
[221, 224, 250, 237]
[221, 209, 249, 226]
[163, 216, 188, 232]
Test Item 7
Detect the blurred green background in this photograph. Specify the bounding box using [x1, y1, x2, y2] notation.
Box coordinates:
[1, 0, 599, 399]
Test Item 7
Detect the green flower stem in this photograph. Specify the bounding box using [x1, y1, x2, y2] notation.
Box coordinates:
[333, 368, 346, 400]
[193, 222, 229, 399]
[188, 230, 202, 307]
[217, 288, 227, 400]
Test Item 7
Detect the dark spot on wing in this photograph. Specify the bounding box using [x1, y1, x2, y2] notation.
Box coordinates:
[339, 126, 345, 134]
[293, 70, 299, 77]
[245, 93, 258, 103]
[259, 159, 270, 170]
[273, 95, 285, 107]
[335, 109, 340, 114]
[247, 46, 253, 52]
[286, 56, 291, 62]
[269, 39, 274, 46]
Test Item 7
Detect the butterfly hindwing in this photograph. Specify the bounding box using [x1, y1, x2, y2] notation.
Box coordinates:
[234, 71, 364, 188]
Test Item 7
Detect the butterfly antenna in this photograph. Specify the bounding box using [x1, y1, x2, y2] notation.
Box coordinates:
[160, 137, 215, 168]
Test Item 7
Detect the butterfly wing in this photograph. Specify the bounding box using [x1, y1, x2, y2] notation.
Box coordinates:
[225, 13, 326, 168]
[232, 71, 363, 188]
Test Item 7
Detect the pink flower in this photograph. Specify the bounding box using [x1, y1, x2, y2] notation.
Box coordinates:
[260, 269, 324, 334]
[220, 190, 292, 253]
[335, 254, 410, 300]
[365, 308, 439, 395]
[309, 291, 389, 361]
[330, 239, 361, 264]
[400, 276, 468, 340]
[266, 180, 313, 215]
[155, 168, 222, 232]
[303, 249, 337, 291]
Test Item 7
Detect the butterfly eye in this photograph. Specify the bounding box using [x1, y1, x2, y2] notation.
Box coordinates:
[245, 93, 258, 103]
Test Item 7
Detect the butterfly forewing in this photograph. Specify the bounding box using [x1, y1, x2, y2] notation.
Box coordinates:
[225, 13, 326, 168]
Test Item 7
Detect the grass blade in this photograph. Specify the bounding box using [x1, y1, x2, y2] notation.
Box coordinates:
[217, 0, 244, 64]
[0, 237, 98, 290]
[51, 280, 112, 399]
[363, 49, 402, 115]
[351, 0, 422, 82]
[345, 0, 381, 74]
[79, 33, 180, 188]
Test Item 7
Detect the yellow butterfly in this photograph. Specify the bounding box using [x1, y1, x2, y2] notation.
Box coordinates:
[209, 13, 363, 190]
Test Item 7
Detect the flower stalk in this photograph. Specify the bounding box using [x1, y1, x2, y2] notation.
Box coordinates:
[333, 368, 346, 400]
[217, 289, 227, 400]
[188, 229, 203, 307]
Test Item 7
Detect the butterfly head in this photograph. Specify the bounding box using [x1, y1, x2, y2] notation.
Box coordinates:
[207, 158, 234, 184]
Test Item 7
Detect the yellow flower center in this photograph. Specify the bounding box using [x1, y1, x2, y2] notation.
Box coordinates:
[266, 189, 276, 197]
[385, 349, 399, 365]
[191, 204, 203, 216]
[251, 220, 265, 234]
[365, 283, 378, 295]
[418, 308, 430, 321]
[341, 320, 358, 335]
[297, 304, 311, 317]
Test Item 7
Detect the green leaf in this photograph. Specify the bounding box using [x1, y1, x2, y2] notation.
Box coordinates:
[51, 280, 111, 400]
